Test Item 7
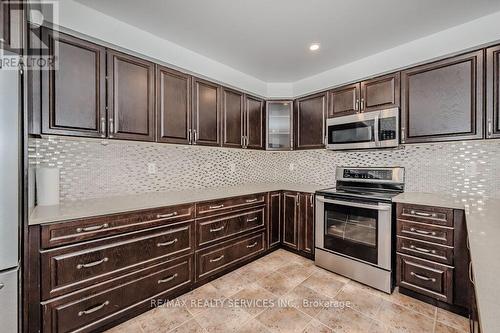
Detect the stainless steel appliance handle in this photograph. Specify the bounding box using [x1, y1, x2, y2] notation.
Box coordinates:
[374, 114, 380, 146]
[316, 197, 390, 211]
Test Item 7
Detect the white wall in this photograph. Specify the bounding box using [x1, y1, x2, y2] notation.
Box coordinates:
[51, 0, 268, 97]
[265, 82, 294, 99]
[291, 10, 500, 97]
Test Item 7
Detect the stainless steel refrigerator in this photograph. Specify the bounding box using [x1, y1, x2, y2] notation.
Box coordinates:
[0, 52, 20, 333]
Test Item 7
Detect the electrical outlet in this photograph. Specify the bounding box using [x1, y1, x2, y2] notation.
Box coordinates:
[147, 163, 157, 175]
[289, 163, 295, 171]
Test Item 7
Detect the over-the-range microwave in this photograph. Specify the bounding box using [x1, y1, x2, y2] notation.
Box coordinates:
[326, 107, 399, 150]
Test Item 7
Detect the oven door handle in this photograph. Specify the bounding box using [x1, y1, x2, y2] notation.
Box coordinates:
[316, 197, 390, 211]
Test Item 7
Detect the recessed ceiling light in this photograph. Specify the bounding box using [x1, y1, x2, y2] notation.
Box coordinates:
[309, 43, 320, 51]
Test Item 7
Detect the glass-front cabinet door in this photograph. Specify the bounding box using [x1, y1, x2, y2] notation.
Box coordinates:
[266, 101, 293, 150]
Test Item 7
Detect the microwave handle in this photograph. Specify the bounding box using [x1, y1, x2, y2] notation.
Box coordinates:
[374, 113, 380, 146]
[316, 197, 390, 211]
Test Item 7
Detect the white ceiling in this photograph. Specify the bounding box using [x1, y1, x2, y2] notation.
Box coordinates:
[75, 0, 500, 82]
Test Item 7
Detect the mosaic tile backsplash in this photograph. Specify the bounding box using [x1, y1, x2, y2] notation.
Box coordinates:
[29, 136, 500, 202]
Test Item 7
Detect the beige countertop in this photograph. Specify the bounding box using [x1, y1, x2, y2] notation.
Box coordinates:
[394, 192, 500, 333]
[29, 183, 329, 225]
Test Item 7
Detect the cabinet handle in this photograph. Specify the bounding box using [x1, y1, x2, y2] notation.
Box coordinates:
[354, 98, 359, 111]
[100, 117, 106, 138]
[76, 223, 109, 233]
[209, 204, 224, 210]
[246, 241, 258, 248]
[469, 262, 474, 285]
[410, 210, 436, 218]
[410, 245, 436, 254]
[109, 118, 114, 138]
[77, 257, 109, 269]
[360, 98, 365, 111]
[245, 198, 258, 203]
[309, 195, 313, 207]
[209, 254, 225, 263]
[244, 136, 248, 148]
[158, 273, 178, 284]
[157, 238, 178, 247]
[157, 212, 177, 219]
[401, 127, 406, 143]
[410, 271, 436, 282]
[188, 129, 192, 144]
[246, 217, 258, 223]
[193, 130, 197, 144]
[209, 226, 225, 233]
[78, 300, 110, 316]
[488, 120, 493, 138]
[410, 228, 436, 236]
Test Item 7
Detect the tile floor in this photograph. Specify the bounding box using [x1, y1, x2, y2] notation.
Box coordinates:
[106, 250, 469, 333]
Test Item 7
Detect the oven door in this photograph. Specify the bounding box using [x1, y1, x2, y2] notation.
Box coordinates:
[315, 196, 392, 270]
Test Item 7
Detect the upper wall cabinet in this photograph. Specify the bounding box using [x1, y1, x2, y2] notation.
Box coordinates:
[222, 87, 244, 148]
[266, 101, 293, 150]
[0, 0, 22, 52]
[41, 29, 106, 138]
[360, 73, 400, 112]
[294, 92, 326, 150]
[107, 50, 155, 142]
[328, 83, 359, 118]
[192, 77, 221, 146]
[245, 95, 265, 150]
[156, 66, 191, 144]
[486, 44, 500, 139]
[401, 50, 484, 143]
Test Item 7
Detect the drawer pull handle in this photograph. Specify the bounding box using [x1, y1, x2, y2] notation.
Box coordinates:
[410, 272, 436, 282]
[77, 257, 108, 269]
[209, 255, 225, 263]
[209, 204, 224, 210]
[246, 217, 258, 223]
[76, 223, 109, 233]
[157, 238, 178, 247]
[157, 212, 178, 219]
[410, 210, 436, 218]
[245, 198, 258, 203]
[78, 300, 110, 316]
[410, 228, 437, 236]
[246, 242, 258, 249]
[158, 273, 178, 284]
[209, 226, 225, 233]
[410, 245, 436, 254]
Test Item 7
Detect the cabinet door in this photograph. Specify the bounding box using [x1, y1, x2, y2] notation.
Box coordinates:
[282, 192, 298, 249]
[486, 44, 500, 139]
[328, 83, 360, 118]
[266, 101, 293, 150]
[298, 193, 314, 256]
[268, 192, 281, 248]
[41, 29, 106, 138]
[156, 66, 191, 144]
[107, 50, 155, 141]
[192, 77, 221, 146]
[401, 51, 484, 143]
[0, 0, 21, 52]
[295, 92, 326, 150]
[360, 73, 400, 112]
[222, 88, 244, 148]
[245, 95, 265, 150]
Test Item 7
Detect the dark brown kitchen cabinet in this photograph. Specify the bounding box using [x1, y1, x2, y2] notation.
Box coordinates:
[107, 50, 155, 141]
[360, 72, 400, 112]
[298, 193, 314, 257]
[294, 92, 326, 149]
[486, 44, 500, 139]
[0, 0, 22, 52]
[282, 192, 298, 250]
[268, 191, 282, 248]
[41, 28, 106, 138]
[245, 95, 265, 149]
[222, 88, 244, 148]
[192, 77, 221, 146]
[156, 66, 191, 144]
[328, 83, 359, 118]
[401, 50, 484, 143]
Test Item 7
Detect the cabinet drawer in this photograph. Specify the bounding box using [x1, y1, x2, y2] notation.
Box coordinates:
[397, 254, 453, 303]
[397, 220, 453, 246]
[196, 231, 265, 280]
[197, 207, 265, 247]
[196, 194, 266, 217]
[41, 221, 194, 299]
[397, 204, 453, 227]
[42, 256, 193, 333]
[397, 236, 453, 265]
[41, 204, 195, 248]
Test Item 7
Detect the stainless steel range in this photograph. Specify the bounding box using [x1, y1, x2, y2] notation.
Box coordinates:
[315, 167, 405, 293]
